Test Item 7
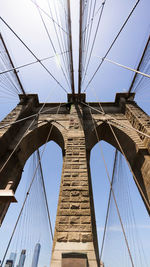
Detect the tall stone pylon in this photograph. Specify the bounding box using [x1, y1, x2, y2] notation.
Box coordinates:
[0, 93, 149, 266]
[50, 95, 100, 266]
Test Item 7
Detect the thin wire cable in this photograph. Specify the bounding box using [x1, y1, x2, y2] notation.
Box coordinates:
[0, 51, 69, 76]
[82, 1, 106, 87]
[0, 104, 66, 130]
[84, 0, 140, 92]
[35, 1, 71, 88]
[30, 0, 69, 35]
[0, 103, 61, 267]
[99, 149, 118, 262]
[86, 102, 135, 267]
[81, 102, 150, 139]
[87, 86, 150, 211]
[46, 0, 71, 85]
[103, 57, 150, 79]
[0, 91, 63, 174]
[37, 149, 53, 240]
[0, 16, 68, 94]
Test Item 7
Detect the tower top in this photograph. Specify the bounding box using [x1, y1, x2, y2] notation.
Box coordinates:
[67, 93, 86, 103]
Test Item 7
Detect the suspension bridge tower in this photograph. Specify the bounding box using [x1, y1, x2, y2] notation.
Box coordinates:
[0, 92, 149, 266]
[0, 1, 150, 267]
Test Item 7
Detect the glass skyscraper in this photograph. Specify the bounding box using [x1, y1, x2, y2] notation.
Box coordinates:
[31, 243, 41, 267]
[17, 250, 26, 267]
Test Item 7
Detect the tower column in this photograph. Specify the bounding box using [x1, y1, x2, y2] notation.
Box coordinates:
[50, 104, 99, 266]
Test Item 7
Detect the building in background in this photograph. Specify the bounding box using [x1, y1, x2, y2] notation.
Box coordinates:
[4, 260, 13, 267]
[4, 252, 17, 267]
[9, 252, 17, 267]
[31, 243, 41, 267]
[17, 250, 26, 267]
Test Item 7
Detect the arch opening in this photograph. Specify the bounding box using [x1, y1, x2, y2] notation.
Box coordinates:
[0, 140, 63, 266]
[90, 141, 150, 267]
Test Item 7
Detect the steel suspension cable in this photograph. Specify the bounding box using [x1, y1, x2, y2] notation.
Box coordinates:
[87, 86, 150, 212]
[81, 0, 92, 67]
[102, 57, 150, 79]
[0, 51, 69, 76]
[78, 0, 97, 93]
[86, 102, 135, 267]
[30, 0, 69, 35]
[82, 0, 97, 77]
[129, 35, 150, 93]
[99, 149, 118, 262]
[0, 33, 25, 95]
[0, 104, 67, 130]
[81, 102, 150, 139]
[81, 1, 106, 87]
[84, 0, 140, 92]
[66, 0, 75, 94]
[0, 88, 63, 174]
[37, 149, 54, 240]
[0, 16, 68, 94]
[0, 103, 61, 266]
[46, 0, 71, 86]
[35, 1, 71, 88]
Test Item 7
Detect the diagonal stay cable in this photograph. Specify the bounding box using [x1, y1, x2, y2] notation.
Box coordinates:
[99, 149, 118, 262]
[81, 102, 150, 139]
[30, 0, 69, 35]
[129, 34, 150, 93]
[0, 104, 67, 130]
[37, 149, 54, 240]
[86, 102, 135, 267]
[88, 86, 150, 211]
[0, 16, 68, 94]
[102, 57, 150, 79]
[0, 51, 69, 75]
[0, 89, 62, 174]
[0, 33, 25, 95]
[84, 0, 140, 92]
[0, 104, 62, 267]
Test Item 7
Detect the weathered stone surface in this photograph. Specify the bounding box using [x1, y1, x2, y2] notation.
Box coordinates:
[68, 233, 80, 242]
[57, 224, 91, 232]
[61, 191, 70, 197]
[57, 233, 68, 242]
[0, 93, 149, 267]
[59, 216, 69, 224]
[70, 203, 80, 209]
[81, 216, 91, 224]
[70, 191, 80, 196]
[60, 203, 70, 209]
[59, 209, 90, 216]
[81, 233, 93, 242]
[81, 203, 90, 209]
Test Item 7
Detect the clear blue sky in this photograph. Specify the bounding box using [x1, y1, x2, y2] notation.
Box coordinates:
[0, 0, 149, 267]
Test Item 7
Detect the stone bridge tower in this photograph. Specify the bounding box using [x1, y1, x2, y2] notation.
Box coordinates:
[0, 93, 149, 267]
